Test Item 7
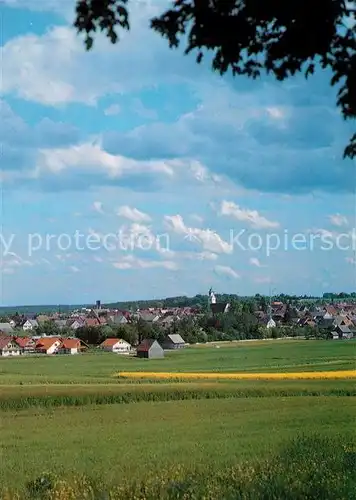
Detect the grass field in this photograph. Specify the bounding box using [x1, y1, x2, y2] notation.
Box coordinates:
[0, 339, 355, 384]
[0, 339, 355, 497]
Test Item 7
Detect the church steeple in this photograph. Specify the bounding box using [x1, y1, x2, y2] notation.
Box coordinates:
[208, 288, 216, 304]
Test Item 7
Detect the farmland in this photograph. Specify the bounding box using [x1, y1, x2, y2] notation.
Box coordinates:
[1, 339, 355, 384]
[0, 339, 355, 498]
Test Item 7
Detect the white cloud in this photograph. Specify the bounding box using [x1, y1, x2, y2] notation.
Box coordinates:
[1, 27, 95, 106]
[93, 201, 104, 214]
[329, 213, 348, 227]
[113, 254, 178, 270]
[0, 2, 206, 106]
[113, 262, 132, 270]
[116, 205, 151, 222]
[214, 265, 240, 279]
[164, 214, 232, 254]
[35, 141, 174, 178]
[104, 104, 121, 116]
[0, 253, 33, 275]
[190, 214, 204, 223]
[3, 138, 216, 190]
[69, 265, 80, 273]
[219, 201, 279, 229]
[189, 161, 221, 184]
[160, 249, 218, 261]
[249, 257, 264, 267]
[266, 107, 285, 120]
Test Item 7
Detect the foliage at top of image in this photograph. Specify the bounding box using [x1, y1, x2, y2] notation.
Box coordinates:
[73, 0, 356, 159]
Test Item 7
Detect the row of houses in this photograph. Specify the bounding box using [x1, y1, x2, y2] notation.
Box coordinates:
[0, 307, 197, 334]
[0, 333, 186, 358]
[0, 335, 85, 356]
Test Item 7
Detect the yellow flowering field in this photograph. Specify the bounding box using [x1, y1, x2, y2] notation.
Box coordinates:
[116, 369, 356, 380]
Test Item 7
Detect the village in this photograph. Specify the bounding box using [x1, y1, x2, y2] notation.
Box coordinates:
[0, 290, 355, 358]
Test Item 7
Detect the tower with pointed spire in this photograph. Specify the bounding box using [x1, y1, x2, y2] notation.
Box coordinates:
[208, 287, 216, 305]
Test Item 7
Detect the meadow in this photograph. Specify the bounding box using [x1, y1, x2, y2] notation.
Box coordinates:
[1, 339, 355, 384]
[0, 339, 355, 498]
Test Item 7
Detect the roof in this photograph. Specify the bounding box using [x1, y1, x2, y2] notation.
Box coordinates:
[35, 337, 61, 349]
[337, 325, 351, 333]
[0, 335, 14, 349]
[0, 322, 14, 333]
[85, 318, 100, 327]
[318, 318, 334, 328]
[25, 319, 38, 326]
[14, 336, 34, 348]
[139, 312, 160, 322]
[211, 303, 230, 314]
[166, 334, 185, 344]
[61, 338, 81, 349]
[100, 338, 122, 347]
[54, 319, 67, 327]
[136, 339, 160, 352]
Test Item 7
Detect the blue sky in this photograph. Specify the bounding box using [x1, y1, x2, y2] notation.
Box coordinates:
[0, 0, 355, 305]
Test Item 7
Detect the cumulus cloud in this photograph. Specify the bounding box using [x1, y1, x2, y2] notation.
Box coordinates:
[214, 265, 240, 279]
[219, 200, 279, 229]
[164, 214, 232, 254]
[36, 141, 174, 178]
[1, 2, 209, 106]
[116, 205, 151, 223]
[100, 80, 354, 194]
[0, 253, 33, 275]
[113, 254, 178, 271]
[329, 213, 349, 227]
[2, 140, 184, 191]
[2, 0, 353, 196]
[161, 249, 218, 261]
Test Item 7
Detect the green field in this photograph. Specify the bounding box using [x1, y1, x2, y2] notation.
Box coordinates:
[1, 339, 355, 385]
[1, 340, 355, 497]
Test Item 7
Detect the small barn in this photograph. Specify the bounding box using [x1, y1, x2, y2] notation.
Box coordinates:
[332, 325, 353, 340]
[161, 333, 186, 350]
[136, 339, 164, 359]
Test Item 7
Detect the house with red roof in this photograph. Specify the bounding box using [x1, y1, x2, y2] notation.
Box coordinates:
[99, 338, 131, 354]
[85, 317, 101, 327]
[14, 336, 36, 354]
[0, 335, 21, 357]
[35, 337, 62, 355]
[57, 338, 84, 355]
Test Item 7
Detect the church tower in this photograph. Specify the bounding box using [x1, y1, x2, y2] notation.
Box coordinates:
[208, 287, 217, 305]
